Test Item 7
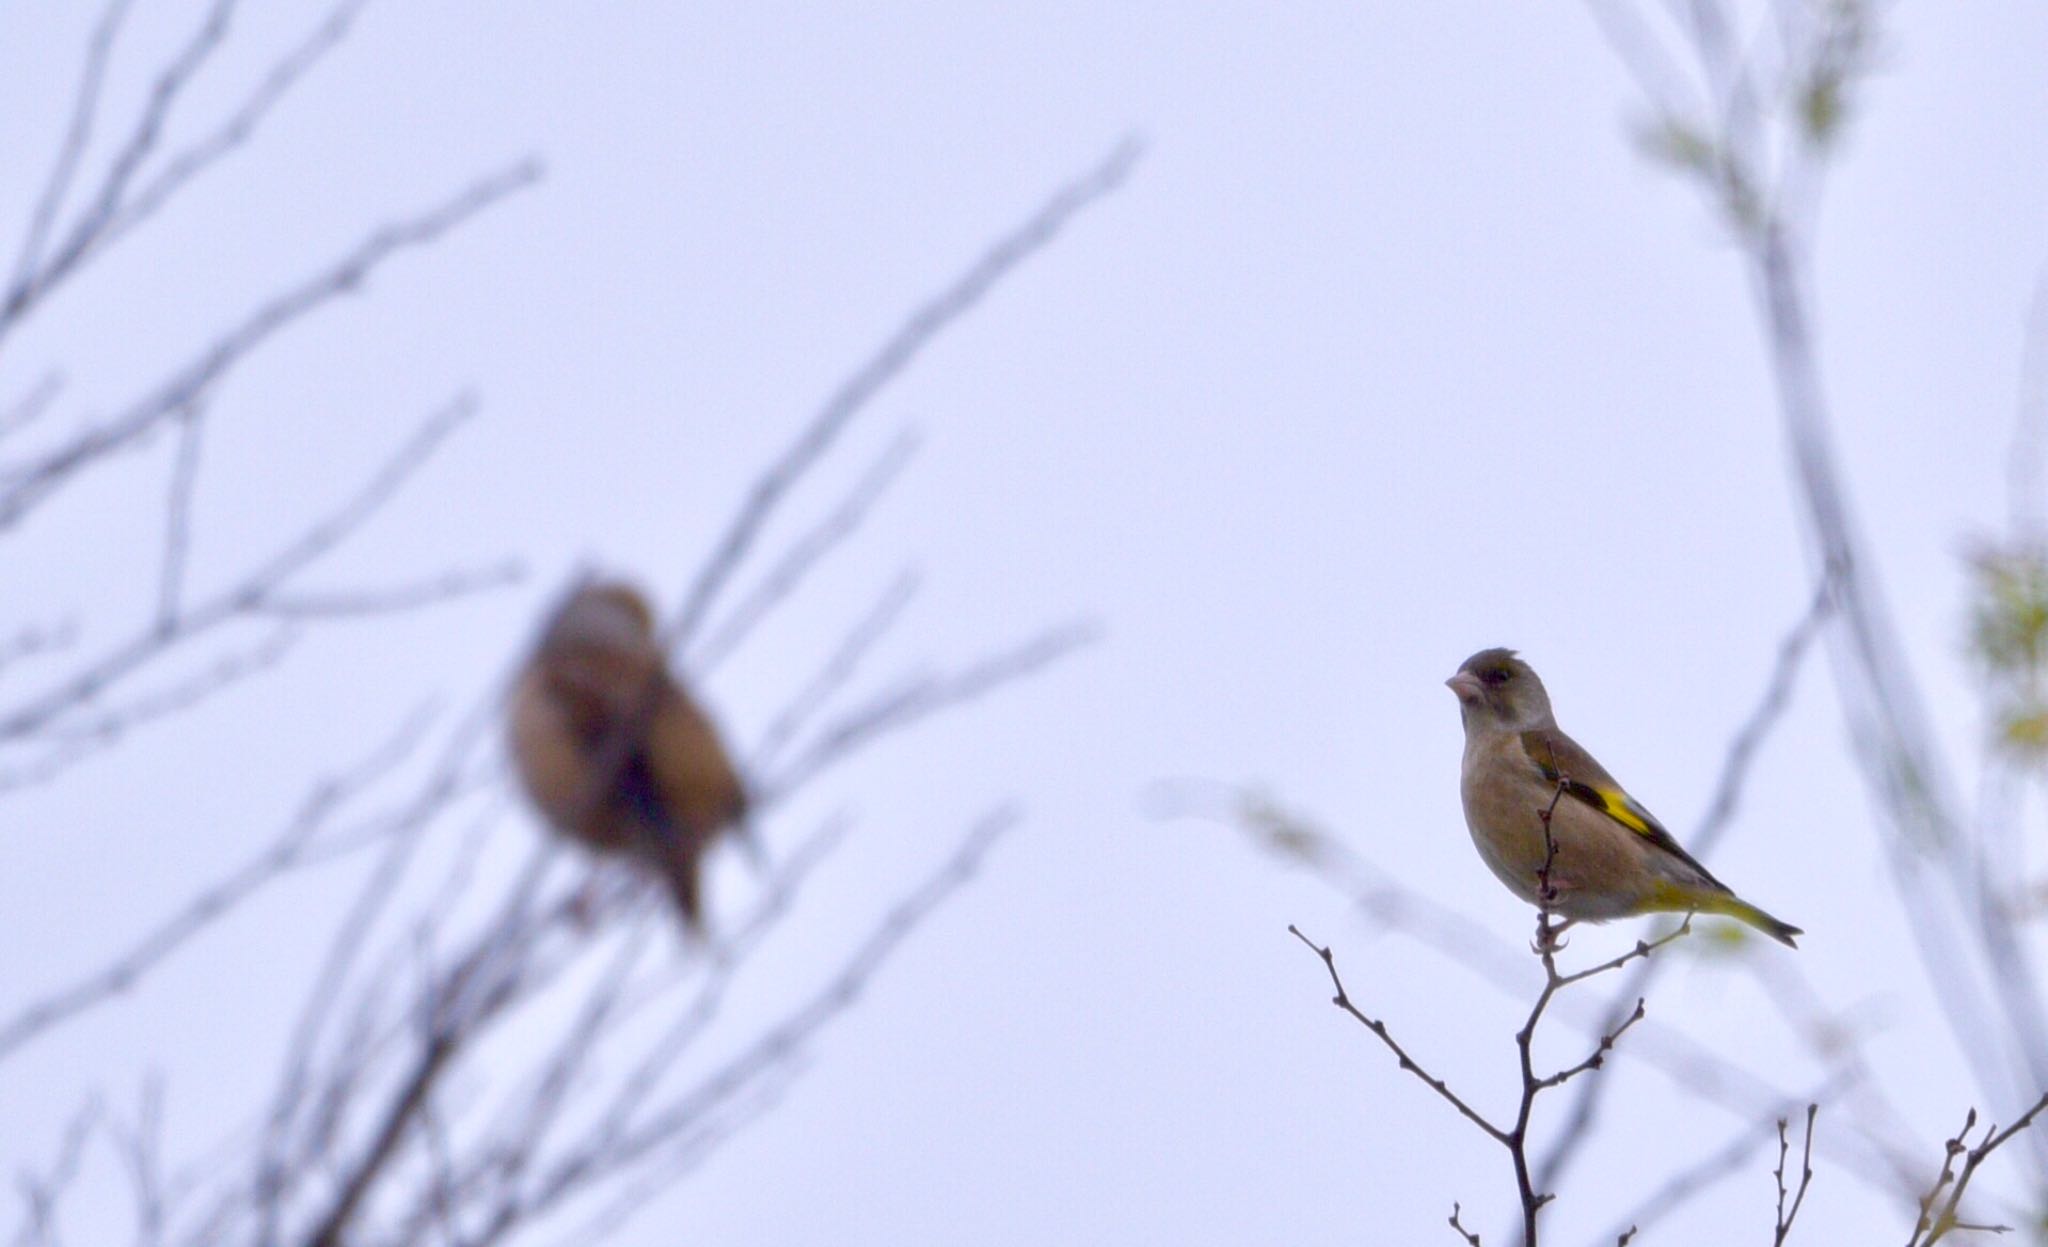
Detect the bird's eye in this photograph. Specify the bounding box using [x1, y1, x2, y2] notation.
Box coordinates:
[1480, 669, 1509, 687]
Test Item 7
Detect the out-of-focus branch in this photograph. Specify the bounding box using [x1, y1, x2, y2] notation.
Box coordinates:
[111, 1075, 169, 1247]
[0, 394, 500, 754]
[0, 162, 541, 532]
[88, 0, 373, 280]
[245, 562, 526, 621]
[8, 1097, 103, 1247]
[1537, 582, 1830, 1193]
[155, 403, 207, 630]
[1593, 1085, 1838, 1247]
[661, 135, 1143, 654]
[0, 625, 301, 795]
[0, 705, 444, 1063]
[497, 806, 1020, 1241]
[2, 68, 1132, 1235]
[0, 375, 65, 447]
[6, 0, 133, 311]
[1584, 0, 2048, 1174]
[0, 619, 76, 679]
[747, 571, 919, 774]
[0, 0, 374, 346]
[757, 619, 1100, 803]
[688, 428, 921, 676]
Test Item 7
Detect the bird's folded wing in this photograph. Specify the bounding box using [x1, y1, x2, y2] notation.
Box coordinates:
[1517, 729, 1716, 878]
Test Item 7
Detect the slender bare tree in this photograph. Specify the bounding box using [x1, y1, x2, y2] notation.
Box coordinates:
[1, 7, 1139, 1245]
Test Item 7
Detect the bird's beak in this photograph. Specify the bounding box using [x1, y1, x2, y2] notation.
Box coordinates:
[1445, 672, 1483, 704]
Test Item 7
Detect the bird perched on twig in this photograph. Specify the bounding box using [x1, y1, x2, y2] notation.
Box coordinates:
[509, 580, 749, 933]
[1447, 647, 1801, 948]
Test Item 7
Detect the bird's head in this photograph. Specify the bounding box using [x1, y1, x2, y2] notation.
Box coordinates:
[1446, 647, 1553, 732]
[540, 580, 658, 657]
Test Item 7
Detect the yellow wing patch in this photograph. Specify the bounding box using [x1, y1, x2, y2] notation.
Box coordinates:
[1520, 730, 1675, 844]
[1584, 785, 1654, 836]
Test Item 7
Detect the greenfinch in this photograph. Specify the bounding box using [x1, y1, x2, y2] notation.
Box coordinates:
[1447, 648, 1800, 948]
[510, 581, 749, 932]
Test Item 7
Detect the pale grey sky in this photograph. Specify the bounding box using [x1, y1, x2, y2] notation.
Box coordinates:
[4, 4, 2047, 1245]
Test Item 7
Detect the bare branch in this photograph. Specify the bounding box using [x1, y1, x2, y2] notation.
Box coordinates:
[155, 403, 208, 631]
[1288, 925, 1507, 1144]
[1291, 902, 1676, 1247]
[1538, 582, 1832, 1194]
[1774, 1104, 1818, 1245]
[1594, 1081, 1840, 1247]
[6, 0, 134, 303]
[746, 571, 919, 774]
[687, 427, 921, 676]
[90, 0, 375, 274]
[247, 561, 525, 621]
[0, 373, 65, 445]
[661, 136, 1142, 653]
[1531, 998, 1645, 1092]
[0, 619, 79, 680]
[1447, 1202, 1482, 1245]
[0, 706, 440, 1063]
[0, 394, 484, 749]
[1583, 0, 2048, 1173]
[760, 619, 1100, 803]
[0, 162, 541, 531]
[0, 626, 301, 795]
[1906, 1092, 2048, 1246]
[7, 1097, 102, 1247]
[505, 806, 1022, 1232]
[1196, 785, 1919, 1199]
[110, 1075, 169, 1247]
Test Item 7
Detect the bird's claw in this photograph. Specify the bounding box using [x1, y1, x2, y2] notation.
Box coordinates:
[1532, 913, 1575, 955]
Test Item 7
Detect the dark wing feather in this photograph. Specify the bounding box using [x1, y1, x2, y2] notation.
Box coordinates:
[1518, 729, 1727, 889]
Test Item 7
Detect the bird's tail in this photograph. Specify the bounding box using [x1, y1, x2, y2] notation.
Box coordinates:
[1697, 894, 1802, 948]
[656, 842, 706, 935]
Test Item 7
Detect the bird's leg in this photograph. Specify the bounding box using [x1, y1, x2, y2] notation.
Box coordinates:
[1532, 911, 1576, 954]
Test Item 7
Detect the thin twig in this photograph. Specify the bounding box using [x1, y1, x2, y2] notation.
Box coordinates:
[1595, 1079, 1844, 1247]
[0, 163, 540, 532]
[5, 0, 135, 307]
[1905, 1092, 2048, 1246]
[155, 402, 207, 631]
[0, 394, 483, 745]
[0, 373, 65, 444]
[746, 571, 919, 774]
[1539, 581, 1832, 1196]
[688, 428, 921, 676]
[759, 619, 1100, 802]
[1202, 786, 1916, 1197]
[1289, 925, 1508, 1144]
[249, 561, 525, 620]
[1774, 1103, 1818, 1245]
[0, 707, 439, 1062]
[661, 136, 1142, 653]
[1292, 796, 1684, 1247]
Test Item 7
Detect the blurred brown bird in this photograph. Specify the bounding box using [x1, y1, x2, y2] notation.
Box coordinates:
[509, 580, 749, 932]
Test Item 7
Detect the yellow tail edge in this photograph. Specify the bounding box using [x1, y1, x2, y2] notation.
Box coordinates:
[1698, 894, 1802, 949]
